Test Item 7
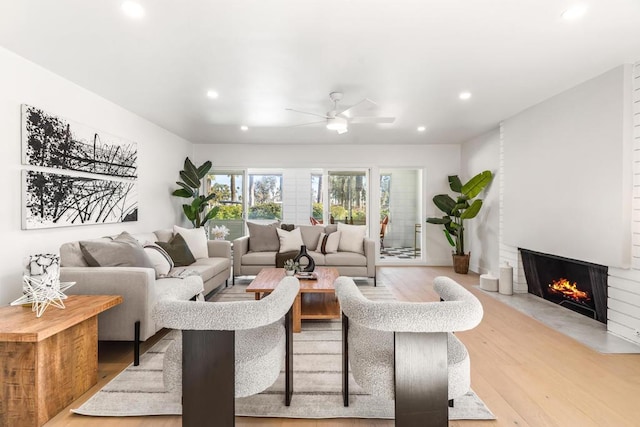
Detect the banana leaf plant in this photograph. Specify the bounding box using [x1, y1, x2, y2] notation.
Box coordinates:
[172, 157, 219, 228]
[426, 170, 493, 255]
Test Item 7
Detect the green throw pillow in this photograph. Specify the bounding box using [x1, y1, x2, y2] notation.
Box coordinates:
[156, 233, 196, 267]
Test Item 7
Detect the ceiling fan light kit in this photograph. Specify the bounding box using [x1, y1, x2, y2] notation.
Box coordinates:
[326, 116, 348, 132]
[287, 92, 395, 134]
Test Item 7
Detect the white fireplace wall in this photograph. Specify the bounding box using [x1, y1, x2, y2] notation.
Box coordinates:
[502, 64, 633, 269]
[497, 63, 639, 344]
[607, 61, 640, 345]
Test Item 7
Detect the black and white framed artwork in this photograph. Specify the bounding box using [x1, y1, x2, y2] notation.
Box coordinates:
[22, 169, 138, 229]
[21, 104, 138, 178]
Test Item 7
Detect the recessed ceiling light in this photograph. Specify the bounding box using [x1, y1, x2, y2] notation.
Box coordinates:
[121, 1, 145, 19]
[240, 125, 249, 131]
[417, 126, 426, 132]
[561, 4, 588, 21]
[206, 90, 219, 99]
[459, 92, 472, 100]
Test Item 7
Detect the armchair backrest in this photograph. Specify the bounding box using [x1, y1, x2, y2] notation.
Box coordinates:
[334, 276, 483, 333]
[153, 276, 300, 331]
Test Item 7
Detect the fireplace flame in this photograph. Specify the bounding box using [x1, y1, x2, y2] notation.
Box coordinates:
[548, 278, 590, 302]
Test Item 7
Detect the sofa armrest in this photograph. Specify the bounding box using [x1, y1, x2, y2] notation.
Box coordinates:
[59, 266, 158, 341]
[207, 239, 231, 258]
[363, 237, 376, 278]
[233, 236, 250, 275]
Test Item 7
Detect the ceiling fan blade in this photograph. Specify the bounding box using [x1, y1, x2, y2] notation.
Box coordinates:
[287, 120, 326, 128]
[349, 116, 396, 124]
[336, 127, 349, 135]
[285, 108, 329, 119]
[338, 98, 378, 118]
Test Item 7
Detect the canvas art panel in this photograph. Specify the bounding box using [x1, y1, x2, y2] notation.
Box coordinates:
[22, 170, 138, 229]
[21, 104, 138, 179]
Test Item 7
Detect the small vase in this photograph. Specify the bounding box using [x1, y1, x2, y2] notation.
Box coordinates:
[293, 245, 315, 272]
[285, 270, 295, 276]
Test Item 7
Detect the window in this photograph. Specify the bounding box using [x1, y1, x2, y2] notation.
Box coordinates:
[311, 173, 323, 222]
[248, 174, 282, 220]
[328, 171, 367, 225]
[380, 174, 391, 221]
[206, 171, 244, 240]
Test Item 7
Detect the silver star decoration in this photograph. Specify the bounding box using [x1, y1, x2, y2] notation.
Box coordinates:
[11, 271, 75, 317]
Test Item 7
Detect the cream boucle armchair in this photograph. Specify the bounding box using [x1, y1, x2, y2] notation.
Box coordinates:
[153, 277, 300, 427]
[334, 276, 484, 427]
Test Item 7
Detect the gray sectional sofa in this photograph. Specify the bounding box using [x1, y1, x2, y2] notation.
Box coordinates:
[59, 229, 231, 364]
[233, 223, 376, 284]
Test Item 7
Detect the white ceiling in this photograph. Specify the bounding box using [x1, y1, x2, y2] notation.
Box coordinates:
[1, 0, 639, 145]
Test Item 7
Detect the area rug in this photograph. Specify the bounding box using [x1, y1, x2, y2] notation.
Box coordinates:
[73, 280, 495, 420]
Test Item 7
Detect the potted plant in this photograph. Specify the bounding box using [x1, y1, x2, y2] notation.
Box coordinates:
[172, 157, 219, 228]
[283, 259, 300, 276]
[426, 170, 493, 274]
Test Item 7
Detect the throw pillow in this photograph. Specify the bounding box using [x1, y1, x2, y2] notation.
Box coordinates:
[276, 227, 304, 253]
[280, 223, 295, 231]
[156, 233, 196, 267]
[247, 222, 280, 252]
[337, 223, 366, 254]
[80, 231, 153, 268]
[315, 231, 341, 254]
[143, 243, 174, 278]
[173, 225, 208, 259]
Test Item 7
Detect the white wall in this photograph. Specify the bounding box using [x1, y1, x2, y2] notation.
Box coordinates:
[0, 47, 192, 305]
[461, 128, 500, 276]
[193, 143, 461, 265]
[502, 65, 633, 268]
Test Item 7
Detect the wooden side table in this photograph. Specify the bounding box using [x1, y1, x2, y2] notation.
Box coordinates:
[0, 294, 122, 427]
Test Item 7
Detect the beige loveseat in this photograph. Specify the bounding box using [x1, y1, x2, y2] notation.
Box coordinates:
[59, 229, 231, 364]
[233, 224, 376, 285]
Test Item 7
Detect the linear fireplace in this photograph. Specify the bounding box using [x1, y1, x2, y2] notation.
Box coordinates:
[520, 249, 608, 323]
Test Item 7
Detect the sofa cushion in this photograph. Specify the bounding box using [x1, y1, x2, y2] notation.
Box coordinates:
[242, 251, 276, 266]
[325, 251, 367, 266]
[157, 233, 196, 267]
[315, 231, 341, 254]
[131, 232, 160, 245]
[247, 222, 280, 252]
[172, 264, 215, 283]
[80, 232, 153, 268]
[308, 251, 326, 266]
[299, 225, 324, 249]
[324, 224, 338, 234]
[144, 243, 174, 278]
[154, 229, 173, 243]
[337, 223, 366, 254]
[174, 225, 208, 259]
[191, 257, 230, 277]
[276, 227, 304, 253]
[61, 240, 102, 267]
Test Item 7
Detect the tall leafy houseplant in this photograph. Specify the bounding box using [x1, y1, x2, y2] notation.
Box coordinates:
[426, 170, 493, 274]
[172, 158, 219, 228]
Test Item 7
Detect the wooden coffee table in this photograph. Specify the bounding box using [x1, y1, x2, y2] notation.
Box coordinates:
[246, 267, 340, 332]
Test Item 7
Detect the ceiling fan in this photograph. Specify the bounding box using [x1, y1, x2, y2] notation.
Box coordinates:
[286, 92, 395, 134]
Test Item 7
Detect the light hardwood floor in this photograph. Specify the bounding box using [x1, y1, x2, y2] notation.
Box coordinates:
[45, 267, 640, 427]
